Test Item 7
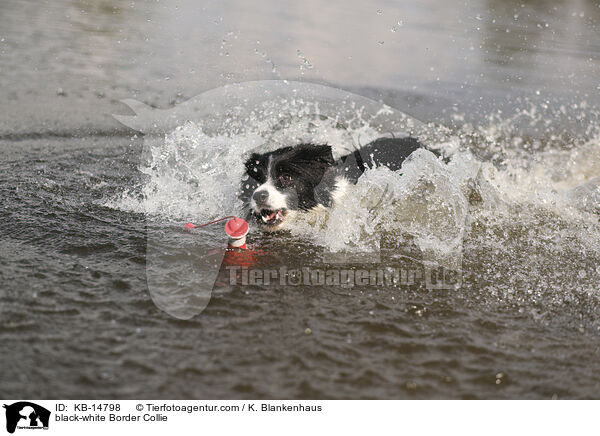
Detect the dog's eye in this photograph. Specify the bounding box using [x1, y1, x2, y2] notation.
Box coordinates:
[278, 174, 293, 185]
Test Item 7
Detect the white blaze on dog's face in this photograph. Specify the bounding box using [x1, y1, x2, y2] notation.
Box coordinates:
[240, 144, 336, 230]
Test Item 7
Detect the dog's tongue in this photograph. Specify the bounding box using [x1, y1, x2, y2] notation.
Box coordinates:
[267, 211, 277, 221]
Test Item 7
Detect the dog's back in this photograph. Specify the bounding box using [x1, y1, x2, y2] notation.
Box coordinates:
[337, 136, 424, 183]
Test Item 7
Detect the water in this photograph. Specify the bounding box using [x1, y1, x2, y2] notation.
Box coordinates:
[1, 0, 600, 399]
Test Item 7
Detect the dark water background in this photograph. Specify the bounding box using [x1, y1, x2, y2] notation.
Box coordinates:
[2, 0, 600, 399]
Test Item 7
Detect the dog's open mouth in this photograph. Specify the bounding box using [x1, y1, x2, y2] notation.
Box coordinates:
[255, 208, 287, 226]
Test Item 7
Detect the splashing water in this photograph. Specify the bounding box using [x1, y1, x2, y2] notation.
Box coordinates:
[108, 81, 600, 323]
[109, 125, 264, 220]
[109, 90, 600, 264]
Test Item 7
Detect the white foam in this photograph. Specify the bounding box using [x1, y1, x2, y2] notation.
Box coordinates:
[107, 122, 263, 221]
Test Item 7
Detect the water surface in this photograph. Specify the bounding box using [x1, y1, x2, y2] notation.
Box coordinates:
[1, 0, 600, 399]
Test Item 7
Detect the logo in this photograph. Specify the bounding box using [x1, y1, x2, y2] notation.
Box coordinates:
[3, 402, 50, 434]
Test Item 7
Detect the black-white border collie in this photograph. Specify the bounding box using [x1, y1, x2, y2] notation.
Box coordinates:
[239, 137, 426, 230]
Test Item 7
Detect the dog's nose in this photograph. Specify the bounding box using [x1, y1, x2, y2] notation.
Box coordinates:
[252, 190, 269, 205]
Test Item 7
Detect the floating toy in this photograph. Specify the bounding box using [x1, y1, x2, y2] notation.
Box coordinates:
[184, 216, 259, 283]
[184, 215, 249, 249]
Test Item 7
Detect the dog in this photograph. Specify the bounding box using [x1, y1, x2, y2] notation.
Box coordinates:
[239, 136, 426, 230]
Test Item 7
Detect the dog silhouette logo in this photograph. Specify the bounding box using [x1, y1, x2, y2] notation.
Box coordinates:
[3, 402, 50, 434]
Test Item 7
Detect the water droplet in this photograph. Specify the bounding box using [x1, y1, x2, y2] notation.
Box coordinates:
[296, 49, 313, 72]
[391, 21, 403, 32]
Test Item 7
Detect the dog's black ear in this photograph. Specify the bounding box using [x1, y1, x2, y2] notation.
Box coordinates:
[245, 153, 261, 172]
[244, 152, 269, 183]
[295, 144, 334, 166]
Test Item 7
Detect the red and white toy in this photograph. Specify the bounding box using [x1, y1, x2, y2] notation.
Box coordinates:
[224, 217, 249, 249]
[184, 216, 249, 249]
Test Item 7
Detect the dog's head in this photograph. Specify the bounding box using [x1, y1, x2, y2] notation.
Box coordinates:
[240, 144, 336, 229]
